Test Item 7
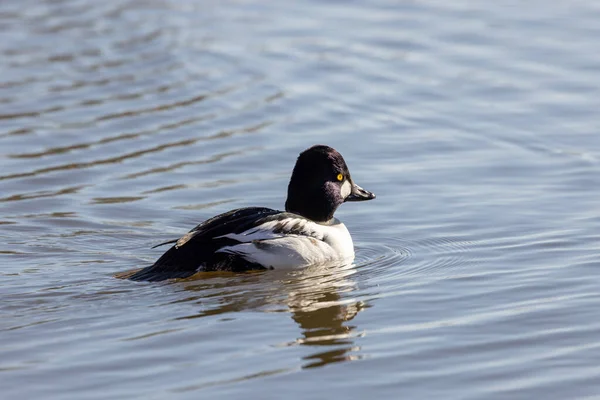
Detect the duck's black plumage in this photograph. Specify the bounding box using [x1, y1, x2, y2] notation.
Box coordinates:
[129, 207, 301, 281]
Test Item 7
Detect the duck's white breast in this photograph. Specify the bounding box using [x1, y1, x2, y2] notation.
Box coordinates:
[216, 217, 355, 269]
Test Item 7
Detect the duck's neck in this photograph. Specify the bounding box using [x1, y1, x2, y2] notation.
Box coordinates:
[285, 183, 340, 223]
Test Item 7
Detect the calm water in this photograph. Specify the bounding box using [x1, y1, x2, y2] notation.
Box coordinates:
[2, 0, 600, 398]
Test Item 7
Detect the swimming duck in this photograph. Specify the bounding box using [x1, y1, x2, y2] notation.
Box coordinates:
[129, 145, 375, 281]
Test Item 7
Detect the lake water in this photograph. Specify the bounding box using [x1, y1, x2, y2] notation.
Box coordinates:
[2, 0, 600, 398]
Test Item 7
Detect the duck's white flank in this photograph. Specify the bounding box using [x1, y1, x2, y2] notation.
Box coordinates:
[215, 217, 355, 269]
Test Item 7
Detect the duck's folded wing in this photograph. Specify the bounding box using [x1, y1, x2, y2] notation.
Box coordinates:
[213, 216, 331, 269]
[128, 207, 284, 281]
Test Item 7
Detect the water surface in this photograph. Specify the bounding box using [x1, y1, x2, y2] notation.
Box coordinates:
[2, 0, 600, 398]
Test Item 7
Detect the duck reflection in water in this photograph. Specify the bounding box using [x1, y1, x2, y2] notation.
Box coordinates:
[176, 262, 368, 369]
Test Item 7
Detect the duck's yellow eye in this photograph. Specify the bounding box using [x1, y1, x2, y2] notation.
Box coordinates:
[337, 173, 343, 182]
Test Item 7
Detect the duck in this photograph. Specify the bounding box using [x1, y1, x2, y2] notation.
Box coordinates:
[129, 145, 375, 281]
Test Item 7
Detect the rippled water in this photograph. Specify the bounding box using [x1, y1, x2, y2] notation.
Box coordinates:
[2, 0, 600, 398]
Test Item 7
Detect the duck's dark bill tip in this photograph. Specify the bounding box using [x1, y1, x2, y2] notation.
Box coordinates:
[346, 184, 376, 202]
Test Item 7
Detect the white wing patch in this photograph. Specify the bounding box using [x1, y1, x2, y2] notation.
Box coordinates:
[216, 219, 321, 243]
[215, 217, 355, 269]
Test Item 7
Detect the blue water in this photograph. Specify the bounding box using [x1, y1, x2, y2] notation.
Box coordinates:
[2, 0, 600, 398]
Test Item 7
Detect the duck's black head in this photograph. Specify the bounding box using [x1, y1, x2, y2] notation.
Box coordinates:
[285, 145, 375, 222]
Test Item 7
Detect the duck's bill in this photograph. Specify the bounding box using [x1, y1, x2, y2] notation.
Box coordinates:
[345, 184, 376, 202]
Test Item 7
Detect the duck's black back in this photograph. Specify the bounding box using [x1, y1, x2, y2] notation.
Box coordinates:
[129, 207, 283, 281]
